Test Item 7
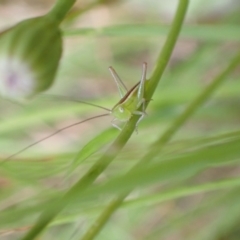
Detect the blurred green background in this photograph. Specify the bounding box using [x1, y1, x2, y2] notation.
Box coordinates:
[0, 0, 240, 240]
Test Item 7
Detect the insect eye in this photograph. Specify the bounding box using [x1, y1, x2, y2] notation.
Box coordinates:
[119, 107, 124, 113]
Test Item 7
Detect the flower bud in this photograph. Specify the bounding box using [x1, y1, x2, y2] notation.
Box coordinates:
[0, 16, 62, 101]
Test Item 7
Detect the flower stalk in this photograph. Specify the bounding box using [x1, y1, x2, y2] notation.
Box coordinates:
[47, 0, 77, 23]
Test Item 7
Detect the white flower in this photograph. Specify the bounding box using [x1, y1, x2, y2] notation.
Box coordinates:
[0, 56, 36, 101]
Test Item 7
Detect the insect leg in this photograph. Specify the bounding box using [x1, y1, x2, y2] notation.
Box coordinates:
[133, 63, 148, 133]
[134, 110, 146, 124]
[137, 62, 147, 102]
[111, 118, 122, 131]
[108, 66, 128, 98]
[133, 103, 147, 133]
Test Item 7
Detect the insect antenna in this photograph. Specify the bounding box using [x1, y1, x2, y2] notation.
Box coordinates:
[41, 94, 111, 112]
[3, 113, 110, 162]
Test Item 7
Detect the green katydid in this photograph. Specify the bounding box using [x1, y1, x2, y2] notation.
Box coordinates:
[5, 62, 148, 160]
[109, 62, 147, 131]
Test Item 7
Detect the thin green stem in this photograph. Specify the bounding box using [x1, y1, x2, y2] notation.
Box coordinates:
[80, 195, 128, 240]
[153, 52, 240, 148]
[46, 0, 77, 23]
[63, 0, 106, 26]
[80, 0, 189, 239]
[147, 0, 189, 99]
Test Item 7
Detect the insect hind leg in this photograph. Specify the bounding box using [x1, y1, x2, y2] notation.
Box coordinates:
[133, 98, 147, 133]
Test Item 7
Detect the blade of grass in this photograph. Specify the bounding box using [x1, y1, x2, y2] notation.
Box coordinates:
[52, 177, 240, 227]
[64, 24, 240, 42]
[2, 129, 240, 230]
[148, 189, 240, 240]
[2, 133, 240, 230]
[69, 138, 240, 202]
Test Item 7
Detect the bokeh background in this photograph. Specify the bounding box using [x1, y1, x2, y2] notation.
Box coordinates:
[0, 1, 240, 240]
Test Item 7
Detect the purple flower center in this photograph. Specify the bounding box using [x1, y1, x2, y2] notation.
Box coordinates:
[6, 71, 18, 89]
[0, 57, 36, 101]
